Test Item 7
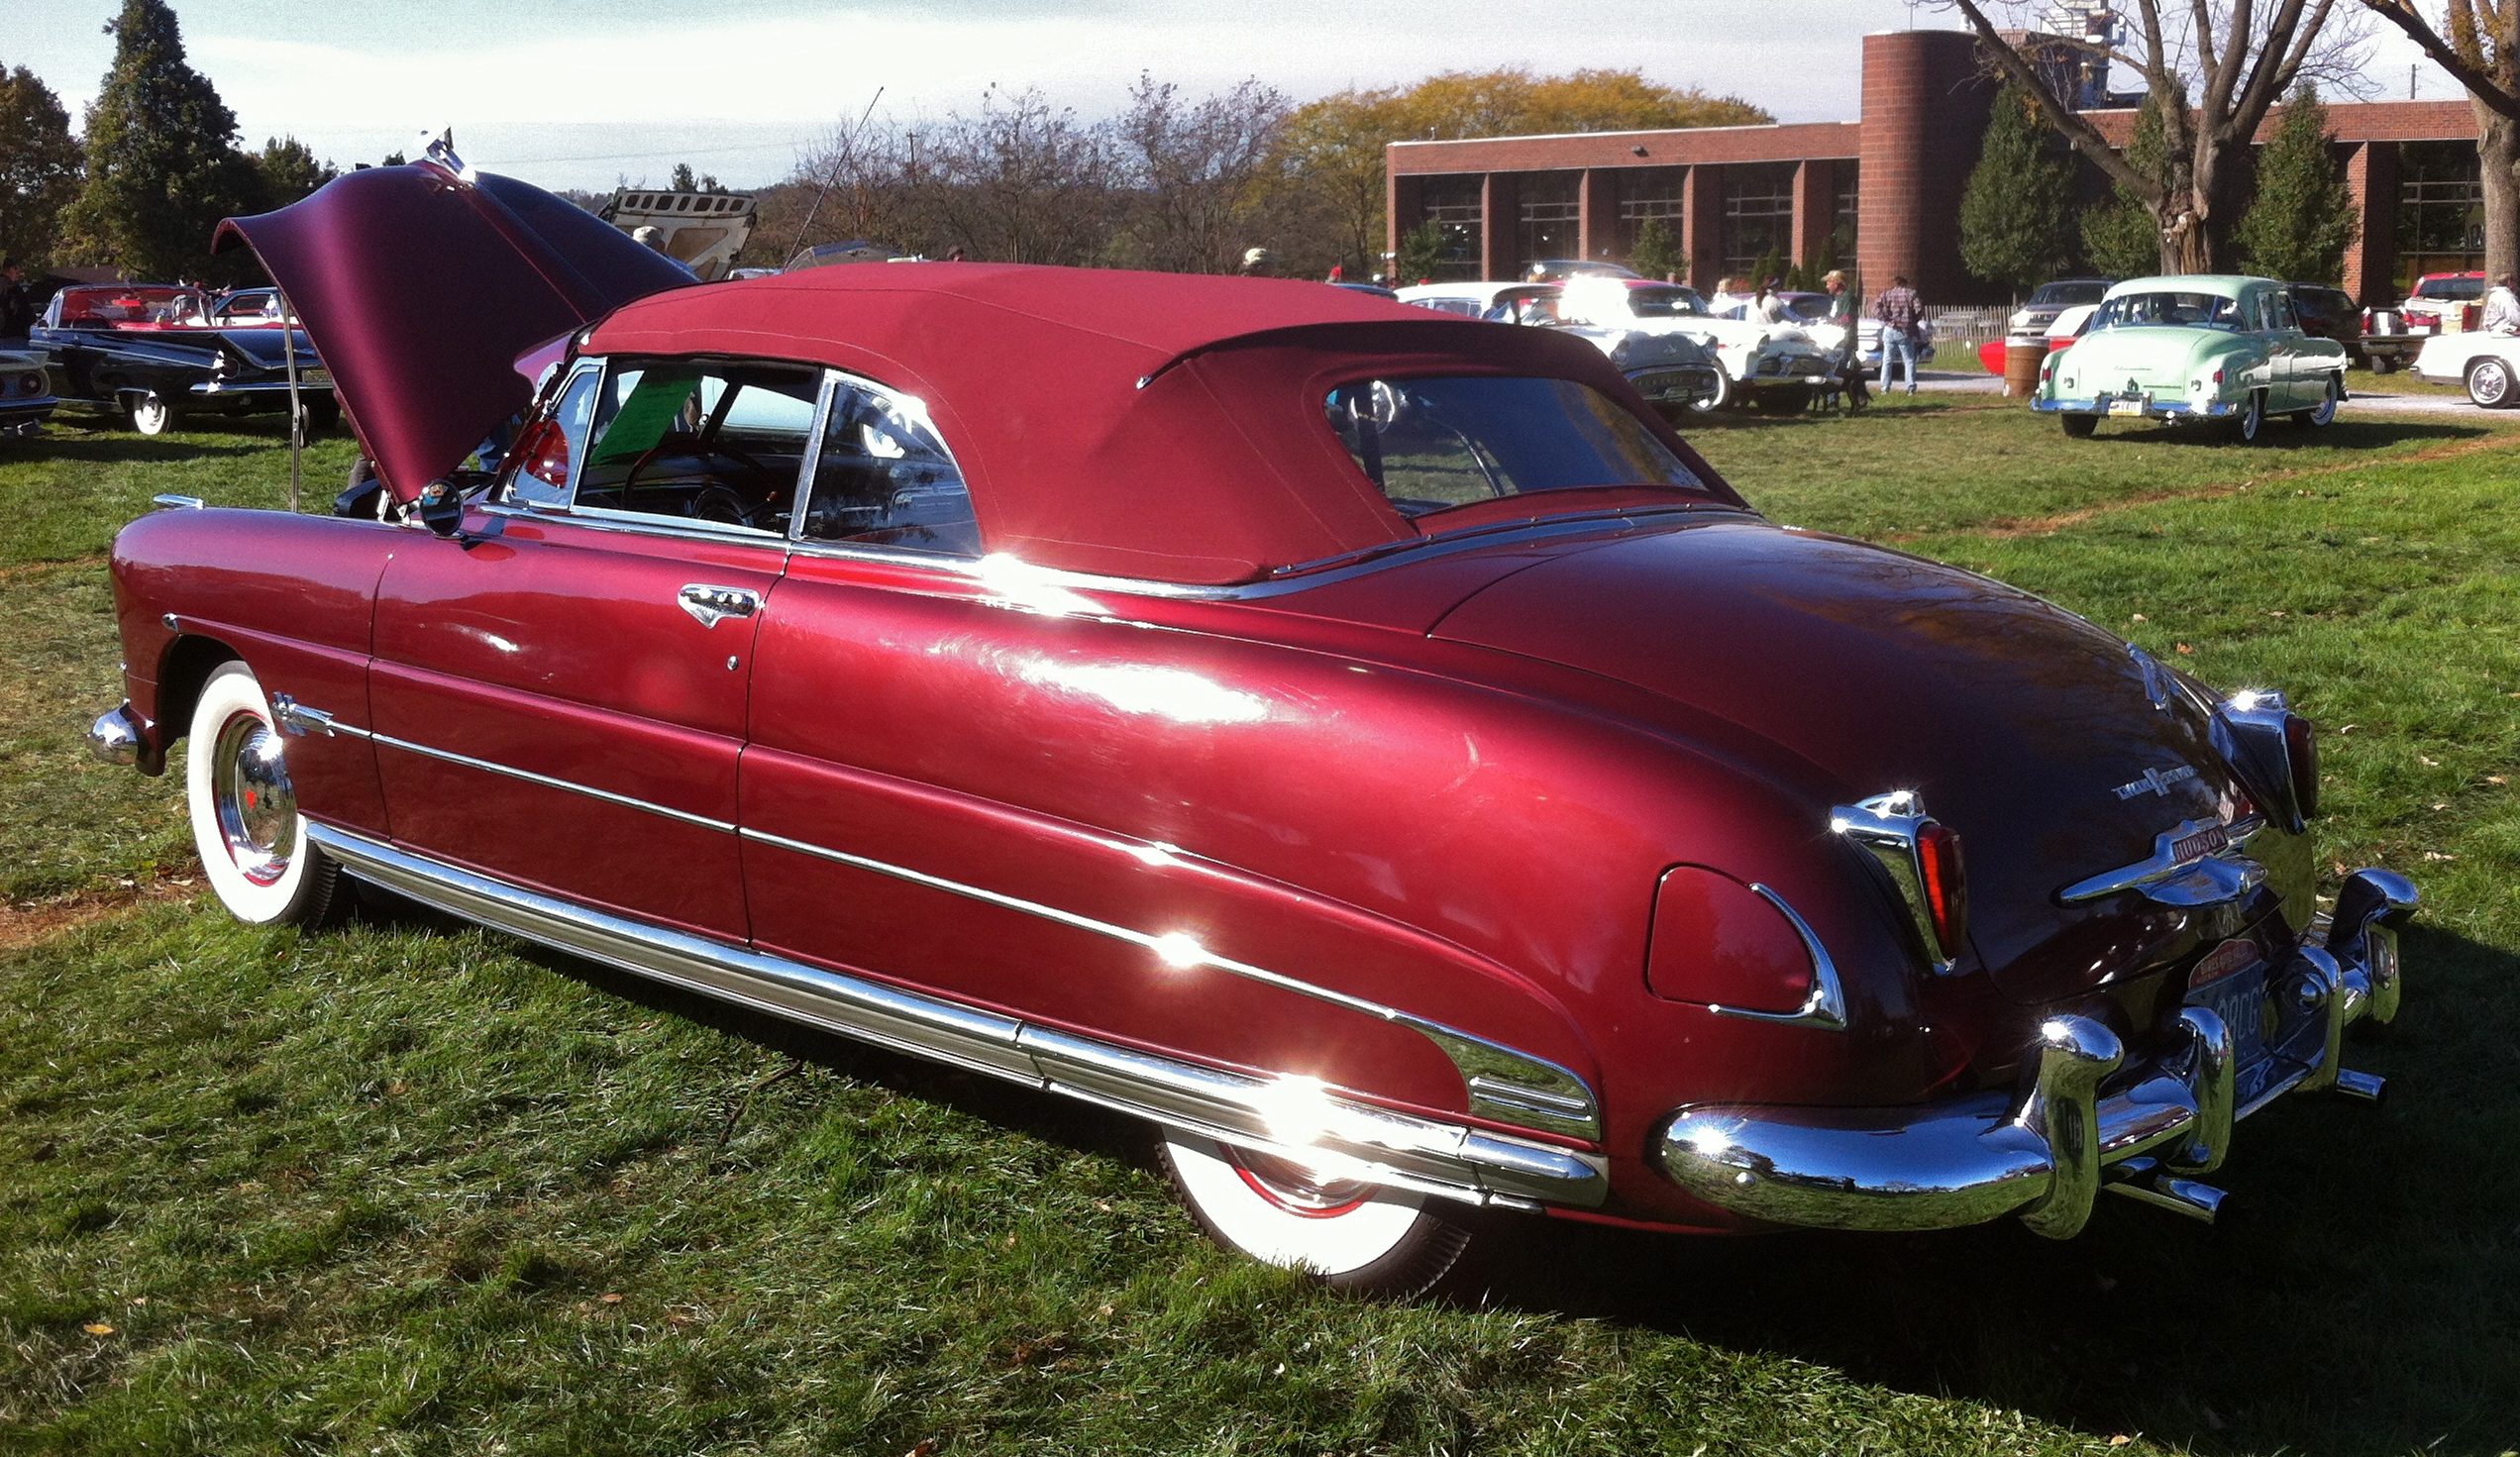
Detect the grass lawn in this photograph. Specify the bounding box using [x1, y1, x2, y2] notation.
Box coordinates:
[5, 402, 2518, 1455]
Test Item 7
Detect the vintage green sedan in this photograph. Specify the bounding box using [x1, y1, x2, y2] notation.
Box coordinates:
[2033, 274, 2348, 442]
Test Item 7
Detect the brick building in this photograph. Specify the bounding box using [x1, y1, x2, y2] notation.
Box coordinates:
[1385, 29, 2484, 304]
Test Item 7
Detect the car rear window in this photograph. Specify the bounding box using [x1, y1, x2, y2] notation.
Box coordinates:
[1323, 375, 1704, 519]
[2417, 276, 2483, 300]
[2028, 280, 2109, 308]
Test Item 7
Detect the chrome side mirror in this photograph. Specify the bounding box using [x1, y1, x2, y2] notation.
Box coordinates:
[415, 480, 466, 539]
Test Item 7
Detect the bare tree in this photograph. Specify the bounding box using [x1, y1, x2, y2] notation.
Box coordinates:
[2360, 1, 2520, 281]
[1112, 73, 1290, 273]
[924, 86, 1118, 266]
[1942, 1, 2369, 270]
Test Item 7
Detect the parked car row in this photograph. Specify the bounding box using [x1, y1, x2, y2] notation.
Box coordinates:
[78, 150, 2419, 1296]
[1400, 276, 1839, 412]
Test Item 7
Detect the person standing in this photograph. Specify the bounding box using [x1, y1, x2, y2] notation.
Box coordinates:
[1822, 269, 1870, 412]
[1874, 273, 1924, 396]
[0, 260, 33, 346]
[1754, 277, 1787, 325]
[2484, 274, 2520, 335]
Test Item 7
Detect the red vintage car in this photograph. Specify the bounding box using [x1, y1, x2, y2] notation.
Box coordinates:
[86, 149, 2418, 1295]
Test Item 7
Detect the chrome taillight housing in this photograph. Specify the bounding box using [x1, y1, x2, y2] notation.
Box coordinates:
[1833, 790, 1968, 973]
[2213, 689, 2319, 833]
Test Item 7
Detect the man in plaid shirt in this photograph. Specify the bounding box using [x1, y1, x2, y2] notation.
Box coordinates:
[1874, 275, 1924, 396]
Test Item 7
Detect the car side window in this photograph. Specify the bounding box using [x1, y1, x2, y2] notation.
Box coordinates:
[500, 365, 600, 510]
[798, 377, 980, 557]
[573, 358, 821, 535]
[2264, 292, 2298, 332]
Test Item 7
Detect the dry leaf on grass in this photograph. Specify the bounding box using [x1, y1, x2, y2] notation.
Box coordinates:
[82, 1322, 115, 1335]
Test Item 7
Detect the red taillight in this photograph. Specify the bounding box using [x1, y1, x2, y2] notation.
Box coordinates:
[2212, 367, 2225, 384]
[1916, 821, 1967, 956]
[2283, 712, 2320, 819]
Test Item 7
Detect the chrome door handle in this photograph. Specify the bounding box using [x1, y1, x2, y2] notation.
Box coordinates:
[678, 583, 761, 628]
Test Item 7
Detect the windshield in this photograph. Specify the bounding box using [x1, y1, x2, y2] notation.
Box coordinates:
[1323, 375, 1704, 521]
[55, 286, 209, 327]
[2028, 280, 2110, 308]
[2091, 290, 2245, 331]
[1625, 285, 1710, 318]
[2416, 275, 2483, 300]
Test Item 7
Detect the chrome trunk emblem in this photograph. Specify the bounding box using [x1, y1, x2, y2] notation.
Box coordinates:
[2112, 764, 2197, 800]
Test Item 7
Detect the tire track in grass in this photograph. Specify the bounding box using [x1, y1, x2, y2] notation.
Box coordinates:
[1890, 428, 2520, 545]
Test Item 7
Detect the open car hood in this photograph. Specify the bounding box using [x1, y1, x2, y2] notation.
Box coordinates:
[215, 145, 695, 503]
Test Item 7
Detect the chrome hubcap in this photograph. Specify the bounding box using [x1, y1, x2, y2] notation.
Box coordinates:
[1228, 1147, 1370, 1216]
[212, 712, 295, 885]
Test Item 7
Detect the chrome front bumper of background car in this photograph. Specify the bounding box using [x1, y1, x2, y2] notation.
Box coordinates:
[1655, 867, 2416, 1238]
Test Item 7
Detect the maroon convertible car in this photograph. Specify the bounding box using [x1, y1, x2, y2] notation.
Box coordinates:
[86, 146, 2417, 1295]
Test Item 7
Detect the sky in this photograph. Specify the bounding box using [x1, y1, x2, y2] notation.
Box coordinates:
[1, 0, 2443, 193]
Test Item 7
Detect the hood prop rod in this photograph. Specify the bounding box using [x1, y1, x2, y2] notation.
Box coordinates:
[280, 289, 303, 512]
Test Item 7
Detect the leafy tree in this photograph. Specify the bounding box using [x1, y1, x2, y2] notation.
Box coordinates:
[0, 60, 81, 268]
[2235, 83, 2358, 283]
[1629, 215, 1682, 281]
[2082, 94, 2177, 279]
[670, 161, 696, 190]
[56, 0, 262, 280]
[1950, 0, 2357, 271]
[1959, 83, 2075, 294]
[380, 150, 406, 167]
[1394, 219, 1448, 284]
[251, 135, 336, 210]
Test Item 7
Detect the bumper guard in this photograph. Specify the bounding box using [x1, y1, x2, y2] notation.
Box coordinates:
[1655, 868, 2415, 1237]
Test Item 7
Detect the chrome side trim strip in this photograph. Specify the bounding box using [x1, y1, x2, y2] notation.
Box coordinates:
[741, 825, 1602, 1140]
[368, 730, 733, 834]
[307, 823, 1607, 1208]
[336, 716, 1599, 1140]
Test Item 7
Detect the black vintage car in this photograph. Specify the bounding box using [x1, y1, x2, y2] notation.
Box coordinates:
[33, 284, 337, 436]
[0, 348, 58, 438]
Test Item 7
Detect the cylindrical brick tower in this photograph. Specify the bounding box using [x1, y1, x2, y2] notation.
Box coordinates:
[1857, 30, 1999, 302]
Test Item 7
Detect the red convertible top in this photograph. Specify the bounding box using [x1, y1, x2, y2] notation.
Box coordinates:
[589, 265, 1712, 583]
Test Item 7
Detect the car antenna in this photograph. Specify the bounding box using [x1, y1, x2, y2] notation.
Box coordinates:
[784, 87, 884, 269]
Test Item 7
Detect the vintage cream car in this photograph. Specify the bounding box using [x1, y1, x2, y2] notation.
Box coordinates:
[2033, 275, 2347, 442]
[2409, 325, 2520, 407]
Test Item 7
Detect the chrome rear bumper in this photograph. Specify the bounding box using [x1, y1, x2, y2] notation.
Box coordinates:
[1655, 868, 2416, 1238]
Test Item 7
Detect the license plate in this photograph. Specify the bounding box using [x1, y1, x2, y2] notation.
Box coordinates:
[2186, 940, 2271, 1071]
[2109, 398, 2149, 417]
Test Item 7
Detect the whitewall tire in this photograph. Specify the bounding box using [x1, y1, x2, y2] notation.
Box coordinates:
[2467, 357, 2514, 409]
[2297, 373, 2341, 427]
[1159, 1130, 1472, 1296]
[185, 661, 342, 925]
[2233, 389, 2265, 443]
[128, 390, 174, 436]
[1687, 368, 1733, 414]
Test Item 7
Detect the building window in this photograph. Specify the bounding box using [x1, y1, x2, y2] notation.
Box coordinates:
[1832, 162, 1859, 269]
[1615, 166, 1688, 258]
[1418, 175, 1485, 280]
[1721, 163, 1797, 275]
[2398, 141, 2482, 289]
[1515, 171, 1582, 269]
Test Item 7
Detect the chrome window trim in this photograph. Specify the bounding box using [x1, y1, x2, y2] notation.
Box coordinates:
[498, 359, 602, 511]
[523, 354, 820, 535]
[332, 716, 1600, 1142]
[791, 364, 984, 561]
[307, 821, 1607, 1207]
